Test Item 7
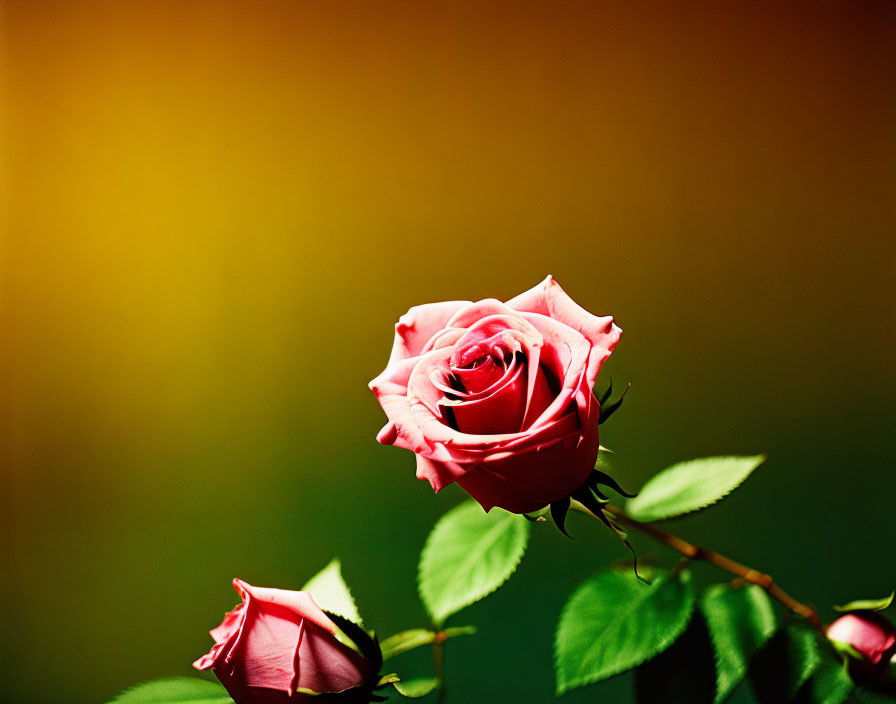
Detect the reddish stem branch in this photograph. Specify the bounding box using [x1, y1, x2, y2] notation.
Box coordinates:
[433, 632, 447, 704]
[577, 501, 825, 633]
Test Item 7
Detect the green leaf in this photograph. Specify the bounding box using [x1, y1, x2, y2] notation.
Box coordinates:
[393, 678, 440, 698]
[108, 678, 233, 704]
[380, 626, 477, 661]
[626, 455, 766, 522]
[301, 558, 362, 626]
[554, 569, 695, 695]
[634, 610, 717, 704]
[833, 590, 895, 613]
[750, 625, 822, 703]
[380, 629, 436, 661]
[791, 658, 854, 704]
[701, 584, 777, 703]
[418, 500, 529, 627]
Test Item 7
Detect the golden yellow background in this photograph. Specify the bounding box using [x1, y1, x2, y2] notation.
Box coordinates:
[2, 2, 895, 702]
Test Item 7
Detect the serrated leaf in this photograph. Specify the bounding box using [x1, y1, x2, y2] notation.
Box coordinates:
[418, 501, 529, 627]
[393, 678, 440, 698]
[834, 590, 895, 613]
[554, 569, 695, 695]
[701, 584, 777, 703]
[301, 558, 362, 626]
[750, 625, 822, 703]
[634, 610, 717, 704]
[627, 455, 766, 522]
[108, 678, 233, 704]
[791, 658, 854, 704]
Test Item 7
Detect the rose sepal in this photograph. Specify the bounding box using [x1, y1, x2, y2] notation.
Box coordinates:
[321, 612, 391, 702]
[544, 462, 644, 579]
[547, 463, 636, 538]
[325, 611, 384, 674]
[834, 590, 895, 613]
[597, 381, 631, 425]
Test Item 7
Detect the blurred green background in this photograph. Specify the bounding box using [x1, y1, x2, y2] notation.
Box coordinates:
[2, 2, 895, 703]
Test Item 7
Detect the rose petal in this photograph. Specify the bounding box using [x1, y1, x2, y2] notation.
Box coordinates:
[445, 299, 522, 329]
[450, 359, 527, 434]
[369, 357, 428, 453]
[235, 580, 337, 635]
[456, 394, 599, 513]
[518, 311, 591, 432]
[388, 300, 471, 365]
[507, 275, 622, 388]
[415, 455, 467, 493]
[232, 601, 305, 692]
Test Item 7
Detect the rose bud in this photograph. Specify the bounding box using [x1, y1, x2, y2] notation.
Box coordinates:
[370, 276, 621, 514]
[194, 579, 376, 703]
[827, 612, 896, 687]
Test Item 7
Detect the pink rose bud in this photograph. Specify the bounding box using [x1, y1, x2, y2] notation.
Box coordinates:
[194, 579, 374, 703]
[370, 276, 621, 514]
[827, 612, 896, 666]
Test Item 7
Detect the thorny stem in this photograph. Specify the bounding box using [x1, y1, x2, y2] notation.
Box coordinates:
[572, 501, 825, 634]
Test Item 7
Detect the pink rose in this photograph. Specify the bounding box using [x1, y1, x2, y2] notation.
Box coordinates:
[369, 276, 621, 514]
[828, 612, 896, 666]
[194, 579, 375, 703]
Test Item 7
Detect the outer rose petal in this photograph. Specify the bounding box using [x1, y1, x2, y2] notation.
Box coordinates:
[194, 580, 372, 702]
[455, 390, 600, 513]
[416, 455, 467, 493]
[507, 275, 622, 388]
[369, 357, 427, 453]
[388, 301, 471, 365]
[236, 580, 337, 635]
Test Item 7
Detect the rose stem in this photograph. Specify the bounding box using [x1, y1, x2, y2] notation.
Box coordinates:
[572, 501, 825, 634]
[433, 631, 447, 704]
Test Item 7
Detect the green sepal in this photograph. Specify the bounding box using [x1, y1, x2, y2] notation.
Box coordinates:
[550, 497, 572, 538]
[325, 611, 384, 675]
[546, 463, 637, 560]
[598, 381, 631, 424]
[523, 505, 550, 522]
[833, 590, 895, 613]
[571, 487, 643, 581]
[598, 379, 614, 406]
[828, 637, 865, 661]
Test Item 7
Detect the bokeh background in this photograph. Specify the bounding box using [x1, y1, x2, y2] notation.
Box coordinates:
[2, 2, 895, 702]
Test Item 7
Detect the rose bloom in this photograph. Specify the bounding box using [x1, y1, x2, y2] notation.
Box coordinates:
[194, 579, 373, 703]
[828, 612, 896, 666]
[369, 276, 621, 514]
